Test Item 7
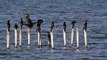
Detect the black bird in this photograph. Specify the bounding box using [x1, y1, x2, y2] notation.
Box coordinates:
[20, 18, 23, 26]
[25, 14, 33, 28]
[36, 19, 43, 32]
[71, 21, 76, 29]
[63, 22, 66, 32]
[14, 24, 18, 29]
[83, 20, 87, 30]
[47, 31, 51, 46]
[7, 20, 10, 31]
[25, 14, 36, 28]
[20, 18, 23, 28]
[50, 21, 54, 32]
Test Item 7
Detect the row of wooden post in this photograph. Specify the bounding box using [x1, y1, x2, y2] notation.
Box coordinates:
[6, 20, 88, 49]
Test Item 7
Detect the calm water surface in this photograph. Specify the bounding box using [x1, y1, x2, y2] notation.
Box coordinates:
[0, 0, 107, 60]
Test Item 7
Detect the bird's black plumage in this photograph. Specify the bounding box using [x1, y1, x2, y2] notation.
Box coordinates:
[83, 20, 87, 30]
[20, 18, 23, 28]
[71, 21, 76, 29]
[25, 14, 33, 28]
[47, 31, 51, 44]
[7, 20, 10, 31]
[63, 22, 66, 31]
[36, 19, 43, 32]
[14, 24, 18, 29]
[50, 21, 54, 32]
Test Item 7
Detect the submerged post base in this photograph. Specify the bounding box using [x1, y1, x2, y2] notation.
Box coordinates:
[38, 45, 42, 48]
[77, 47, 79, 49]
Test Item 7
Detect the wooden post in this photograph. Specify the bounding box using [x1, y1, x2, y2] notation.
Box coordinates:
[71, 28, 74, 45]
[71, 21, 76, 46]
[28, 27, 30, 47]
[76, 28, 79, 49]
[36, 19, 43, 48]
[84, 29, 88, 48]
[19, 27, 22, 47]
[63, 22, 66, 47]
[50, 21, 54, 49]
[50, 31, 54, 49]
[83, 20, 88, 48]
[6, 20, 10, 49]
[6, 28, 10, 49]
[19, 19, 23, 47]
[38, 31, 41, 48]
[14, 24, 18, 48]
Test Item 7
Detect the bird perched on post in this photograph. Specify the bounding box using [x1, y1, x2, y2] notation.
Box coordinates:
[14, 24, 18, 29]
[71, 21, 76, 29]
[83, 20, 87, 31]
[63, 22, 66, 32]
[7, 20, 10, 31]
[50, 21, 54, 32]
[36, 19, 43, 32]
[25, 14, 33, 28]
[47, 31, 51, 46]
[20, 18, 23, 28]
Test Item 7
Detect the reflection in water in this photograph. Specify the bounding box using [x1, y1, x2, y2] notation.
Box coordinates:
[76, 49, 80, 53]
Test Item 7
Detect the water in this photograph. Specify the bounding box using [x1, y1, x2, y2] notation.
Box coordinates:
[0, 0, 107, 60]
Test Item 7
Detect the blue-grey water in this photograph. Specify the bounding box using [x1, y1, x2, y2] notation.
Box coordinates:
[0, 0, 107, 60]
